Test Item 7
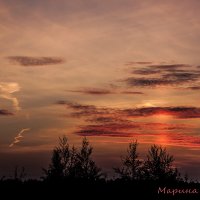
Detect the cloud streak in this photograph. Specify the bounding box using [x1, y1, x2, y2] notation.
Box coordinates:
[76, 122, 190, 136]
[56, 101, 114, 117]
[125, 77, 178, 87]
[148, 64, 189, 70]
[66, 88, 144, 95]
[9, 128, 30, 148]
[67, 88, 114, 95]
[186, 86, 200, 90]
[7, 56, 64, 66]
[58, 101, 200, 120]
[122, 106, 200, 118]
[125, 61, 153, 65]
[125, 63, 200, 88]
[132, 69, 161, 75]
[76, 129, 200, 148]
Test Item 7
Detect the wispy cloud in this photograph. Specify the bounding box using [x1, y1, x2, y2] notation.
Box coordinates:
[56, 101, 199, 147]
[56, 101, 200, 148]
[67, 88, 114, 95]
[132, 69, 161, 75]
[125, 61, 153, 65]
[0, 109, 13, 116]
[122, 106, 200, 119]
[58, 101, 200, 120]
[7, 56, 64, 66]
[9, 128, 30, 148]
[148, 64, 189, 70]
[0, 82, 20, 111]
[56, 101, 114, 117]
[125, 77, 178, 87]
[76, 122, 189, 136]
[125, 63, 200, 88]
[66, 88, 144, 95]
[186, 86, 200, 90]
[120, 91, 144, 95]
[76, 129, 200, 148]
[162, 72, 200, 81]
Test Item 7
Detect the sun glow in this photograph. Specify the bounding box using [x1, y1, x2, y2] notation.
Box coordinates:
[151, 111, 173, 122]
[155, 134, 169, 146]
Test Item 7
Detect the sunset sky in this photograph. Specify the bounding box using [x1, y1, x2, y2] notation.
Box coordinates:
[1, 0, 200, 179]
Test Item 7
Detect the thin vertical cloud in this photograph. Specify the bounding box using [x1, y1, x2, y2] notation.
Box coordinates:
[0, 82, 20, 111]
[9, 128, 30, 148]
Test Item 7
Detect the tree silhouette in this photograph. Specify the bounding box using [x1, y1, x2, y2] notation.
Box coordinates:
[76, 137, 103, 181]
[67, 146, 79, 179]
[43, 136, 103, 181]
[114, 140, 142, 181]
[43, 136, 70, 180]
[43, 149, 64, 180]
[143, 145, 179, 182]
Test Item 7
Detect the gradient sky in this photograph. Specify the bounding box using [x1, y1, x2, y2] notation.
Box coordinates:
[1, 0, 200, 179]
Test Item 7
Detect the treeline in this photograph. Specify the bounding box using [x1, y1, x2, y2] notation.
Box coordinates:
[1, 137, 200, 199]
[0, 136, 189, 182]
[42, 136, 181, 183]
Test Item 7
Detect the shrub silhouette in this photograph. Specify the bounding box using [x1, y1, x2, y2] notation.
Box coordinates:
[114, 140, 142, 180]
[142, 144, 180, 182]
[14, 166, 26, 181]
[43, 136, 103, 181]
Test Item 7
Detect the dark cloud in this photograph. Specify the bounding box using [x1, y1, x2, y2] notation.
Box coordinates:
[56, 101, 114, 117]
[124, 63, 200, 87]
[56, 100, 68, 105]
[56, 101, 97, 110]
[79, 123, 140, 132]
[149, 64, 188, 70]
[7, 56, 64, 66]
[132, 69, 161, 75]
[187, 86, 200, 90]
[125, 77, 178, 87]
[76, 129, 135, 137]
[75, 122, 190, 137]
[67, 88, 114, 95]
[76, 129, 200, 148]
[120, 91, 144, 95]
[57, 101, 199, 142]
[122, 106, 200, 119]
[164, 69, 196, 73]
[66, 88, 144, 95]
[162, 72, 200, 81]
[86, 116, 132, 124]
[0, 109, 14, 116]
[125, 61, 153, 65]
[76, 129, 130, 137]
[86, 116, 190, 131]
[58, 101, 200, 120]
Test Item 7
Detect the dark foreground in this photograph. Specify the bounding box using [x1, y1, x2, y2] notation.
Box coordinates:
[1, 180, 200, 199]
